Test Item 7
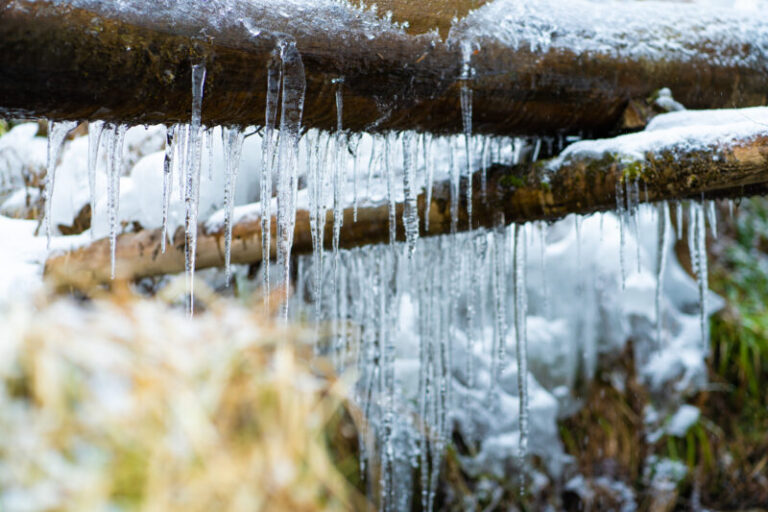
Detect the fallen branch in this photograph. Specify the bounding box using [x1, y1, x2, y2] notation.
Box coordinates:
[45, 126, 768, 287]
[1, 0, 767, 136]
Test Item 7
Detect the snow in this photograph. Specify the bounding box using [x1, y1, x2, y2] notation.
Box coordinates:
[551, 106, 768, 165]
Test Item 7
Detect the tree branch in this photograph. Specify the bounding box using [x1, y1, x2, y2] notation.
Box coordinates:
[1, 0, 766, 136]
[44, 132, 768, 288]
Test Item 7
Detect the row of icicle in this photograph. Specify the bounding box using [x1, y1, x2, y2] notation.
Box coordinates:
[41, 41, 721, 510]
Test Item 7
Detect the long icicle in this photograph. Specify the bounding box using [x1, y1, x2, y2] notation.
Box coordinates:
[223, 127, 245, 285]
[402, 131, 419, 254]
[514, 223, 529, 495]
[106, 123, 127, 280]
[87, 120, 105, 240]
[184, 62, 206, 315]
[262, 49, 281, 305]
[460, 41, 474, 230]
[275, 39, 306, 320]
[655, 202, 669, 348]
[161, 124, 176, 254]
[44, 120, 78, 248]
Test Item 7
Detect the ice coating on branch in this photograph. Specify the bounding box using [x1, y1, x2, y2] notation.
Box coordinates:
[223, 126, 245, 285]
[44, 120, 78, 247]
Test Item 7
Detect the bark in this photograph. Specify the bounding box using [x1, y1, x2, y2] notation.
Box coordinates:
[1, 0, 767, 136]
[44, 134, 768, 288]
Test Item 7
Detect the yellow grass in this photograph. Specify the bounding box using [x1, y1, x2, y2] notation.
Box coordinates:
[0, 290, 358, 511]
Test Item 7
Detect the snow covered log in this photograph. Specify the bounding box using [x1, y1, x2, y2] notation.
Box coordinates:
[1, 0, 768, 136]
[44, 117, 768, 288]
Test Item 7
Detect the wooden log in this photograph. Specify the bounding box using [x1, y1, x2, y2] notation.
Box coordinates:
[44, 132, 768, 288]
[1, 0, 767, 136]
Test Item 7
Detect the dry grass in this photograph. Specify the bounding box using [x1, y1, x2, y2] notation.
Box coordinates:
[0, 289, 362, 511]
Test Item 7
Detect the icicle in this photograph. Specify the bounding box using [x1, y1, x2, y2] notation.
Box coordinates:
[655, 202, 669, 348]
[105, 123, 127, 280]
[480, 136, 489, 200]
[616, 177, 627, 289]
[450, 139, 460, 234]
[631, 178, 642, 273]
[261, 48, 281, 305]
[574, 215, 582, 271]
[539, 222, 550, 318]
[275, 39, 306, 319]
[402, 131, 419, 254]
[161, 125, 176, 254]
[332, 78, 346, 286]
[44, 120, 78, 247]
[87, 121, 105, 240]
[223, 127, 245, 285]
[676, 200, 684, 240]
[689, 202, 709, 350]
[514, 223, 529, 493]
[424, 134, 434, 232]
[706, 199, 718, 238]
[352, 134, 361, 222]
[206, 127, 216, 181]
[182, 62, 206, 315]
[460, 42, 474, 230]
[489, 225, 507, 399]
[385, 133, 397, 245]
[728, 199, 734, 219]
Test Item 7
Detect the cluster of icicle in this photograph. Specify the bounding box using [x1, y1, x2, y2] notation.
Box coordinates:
[40, 38, 722, 511]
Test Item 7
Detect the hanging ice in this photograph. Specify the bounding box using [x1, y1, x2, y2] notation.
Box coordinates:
[275, 38, 306, 319]
[423, 134, 434, 232]
[103, 123, 127, 280]
[223, 126, 245, 285]
[655, 202, 669, 348]
[514, 223, 529, 490]
[87, 120, 105, 240]
[183, 62, 206, 315]
[261, 48, 281, 303]
[402, 131, 419, 254]
[460, 41, 474, 229]
[161, 124, 176, 254]
[44, 120, 78, 247]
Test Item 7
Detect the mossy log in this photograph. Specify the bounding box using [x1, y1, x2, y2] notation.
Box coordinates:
[44, 134, 768, 288]
[1, 0, 767, 136]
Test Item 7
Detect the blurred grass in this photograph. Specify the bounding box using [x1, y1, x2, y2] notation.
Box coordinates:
[0, 293, 366, 511]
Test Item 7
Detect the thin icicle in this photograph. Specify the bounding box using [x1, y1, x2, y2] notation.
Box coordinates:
[333, 78, 345, 280]
[275, 39, 306, 319]
[514, 223, 529, 493]
[655, 202, 669, 348]
[205, 126, 215, 182]
[105, 123, 127, 280]
[385, 133, 397, 245]
[184, 62, 206, 315]
[450, 139, 460, 234]
[352, 134, 361, 222]
[688, 202, 709, 350]
[161, 125, 176, 254]
[631, 179, 642, 273]
[261, 49, 281, 304]
[489, 226, 507, 400]
[44, 120, 78, 247]
[87, 120, 105, 240]
[728, 199, 734, 219]
[460, 42, 474, 230]
[616, 177, 627, 289]
[480, 136, 489, 200]
[676, 200, 684, 240]
[223, 126, 245, 285]
[424, 135, 434, 232]
[402, 131, 419, 254]
[706, 199, 718, 238]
